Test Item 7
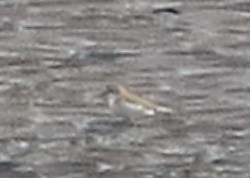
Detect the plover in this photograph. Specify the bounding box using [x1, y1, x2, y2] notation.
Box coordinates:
[102, 84, 173, 121]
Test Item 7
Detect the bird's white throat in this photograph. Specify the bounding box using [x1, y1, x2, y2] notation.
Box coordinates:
[107, 93, 117, 107]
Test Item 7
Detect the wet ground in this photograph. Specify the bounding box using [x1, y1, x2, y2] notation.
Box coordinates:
[0, 0, 249, 177]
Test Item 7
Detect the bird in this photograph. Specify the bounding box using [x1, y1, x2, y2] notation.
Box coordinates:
[102, 84, 173, 121]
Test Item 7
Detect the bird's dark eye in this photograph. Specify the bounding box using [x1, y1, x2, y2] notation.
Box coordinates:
[106, 85, 116, 93]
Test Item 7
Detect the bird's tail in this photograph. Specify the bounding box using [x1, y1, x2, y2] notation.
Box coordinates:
[156, 106, 173, 114]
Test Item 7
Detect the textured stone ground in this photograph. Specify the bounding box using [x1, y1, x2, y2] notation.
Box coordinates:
[0, 0, 249, 177]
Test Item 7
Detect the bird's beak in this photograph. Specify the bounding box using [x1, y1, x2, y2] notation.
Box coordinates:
[98, 89, 109, 97]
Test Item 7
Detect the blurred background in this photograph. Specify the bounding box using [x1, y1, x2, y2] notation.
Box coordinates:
[0, 0, 249, 177]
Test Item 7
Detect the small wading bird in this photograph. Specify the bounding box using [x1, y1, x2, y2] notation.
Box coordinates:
[102, 84, 173, 122]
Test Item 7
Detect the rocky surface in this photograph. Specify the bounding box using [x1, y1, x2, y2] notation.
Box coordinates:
[0, 0, 249, 177]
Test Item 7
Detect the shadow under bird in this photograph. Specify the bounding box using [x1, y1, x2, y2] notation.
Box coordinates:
[102, 84, 173, 121]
